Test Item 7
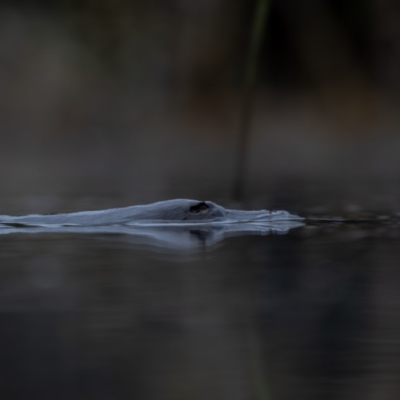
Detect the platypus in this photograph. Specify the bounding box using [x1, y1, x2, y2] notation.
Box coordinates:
[0, 199, 302, 227]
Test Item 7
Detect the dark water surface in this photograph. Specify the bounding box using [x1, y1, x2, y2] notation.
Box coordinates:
[0, 207, 400, 399]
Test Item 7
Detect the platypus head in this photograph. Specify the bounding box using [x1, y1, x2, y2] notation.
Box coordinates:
[131, 199, 300, 224]
[134, 199, 225, 223]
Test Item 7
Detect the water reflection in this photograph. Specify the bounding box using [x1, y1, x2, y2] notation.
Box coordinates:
[0, 224, 399, 399]
[0, 220, 304, 253]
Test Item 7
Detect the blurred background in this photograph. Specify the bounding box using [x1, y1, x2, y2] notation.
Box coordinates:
[1, 2, 400, 400]
[1, 0, 400, 213]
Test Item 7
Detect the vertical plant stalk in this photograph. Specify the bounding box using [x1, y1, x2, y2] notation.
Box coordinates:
[233, 0, 270, 201]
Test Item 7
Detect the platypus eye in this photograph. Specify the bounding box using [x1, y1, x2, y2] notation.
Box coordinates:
[189, 202, 209, 214]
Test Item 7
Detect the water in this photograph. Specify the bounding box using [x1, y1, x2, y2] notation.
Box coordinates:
[0, 203, 399, 399]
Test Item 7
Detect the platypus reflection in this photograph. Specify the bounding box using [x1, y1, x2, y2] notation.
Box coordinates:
[0, 199, 302, 227]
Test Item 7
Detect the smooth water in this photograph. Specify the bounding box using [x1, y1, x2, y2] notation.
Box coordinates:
[0, 202, 399, 399]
